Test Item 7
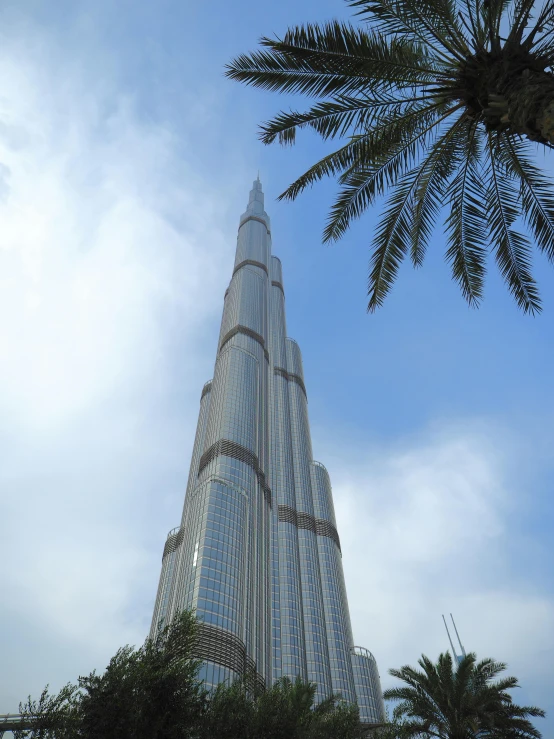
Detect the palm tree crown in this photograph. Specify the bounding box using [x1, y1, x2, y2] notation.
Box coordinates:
[383, 651, 545, 737]
[226, 0, 554, 313]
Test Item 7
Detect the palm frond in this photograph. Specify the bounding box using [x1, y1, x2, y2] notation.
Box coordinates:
[322, 103, 459, 243]
[386, 662, 449, 730]
[274, 101, 442, 207]
[260, 92, 428, 145]
[519, 0, 554, 47]
[474, 657, 508, 680]
[486, 132, 541, 313]
[508, 704, 547, 719]
[444, 121, 487, 305]
[367, 167, 420, 311]
[435, 652, 455, 700]
[458, 0, 487, 49]
[535, 4, 554, 49]
[500, 134, 554, 262]
[348, 0, 469, 60]
[508, 0, 536, 41]
[421, 0, 472, 47]
[453, 653, 477, 708]
[367, 122, 468, 308]
[487, 0, 515, 42]
[411, 112, 468, 266]
[491, 676, 521, 693]
[225, 24, 444, 99]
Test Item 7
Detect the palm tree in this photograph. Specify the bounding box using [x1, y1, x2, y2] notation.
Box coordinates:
[381, 651, 545, 737]
[226, 0, 554, 313]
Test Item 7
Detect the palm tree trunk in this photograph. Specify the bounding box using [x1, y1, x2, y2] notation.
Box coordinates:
[492, 67, 554, 144]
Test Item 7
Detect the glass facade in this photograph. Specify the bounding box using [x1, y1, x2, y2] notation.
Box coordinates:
[351, 647, 385, 725]
[150, 178, 385, 724]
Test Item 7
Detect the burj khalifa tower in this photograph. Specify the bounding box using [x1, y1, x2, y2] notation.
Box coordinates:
[150, 178, 385, 726]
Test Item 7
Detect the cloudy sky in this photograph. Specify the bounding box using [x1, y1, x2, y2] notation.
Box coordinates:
[1, 0, 553, 733]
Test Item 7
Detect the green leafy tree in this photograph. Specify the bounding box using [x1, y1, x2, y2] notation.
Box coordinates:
[15, 610, 207, 739]
[14, 612, 361, 739]
[381, 651, 545, 737]
[200, 679, 254, 738]
[13, 684, 81, 739]
[201, 675, 362, 739]
[226, 0, 554, 313]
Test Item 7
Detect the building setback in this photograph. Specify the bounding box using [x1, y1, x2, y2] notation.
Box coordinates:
[150, 178, 385, 726]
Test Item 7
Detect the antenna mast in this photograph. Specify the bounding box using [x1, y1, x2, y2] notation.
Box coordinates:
[450, 614, 466, 658]
[442, 614, 457, 660]
[442, 614, 465, 664]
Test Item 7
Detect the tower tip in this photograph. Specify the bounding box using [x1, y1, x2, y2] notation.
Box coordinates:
[251, 173, 263, 195]
[246, 174, 266, 213]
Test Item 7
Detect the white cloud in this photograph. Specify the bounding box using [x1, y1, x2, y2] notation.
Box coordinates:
[321, 421, 554, 713]
[0, 43, 233, 429]
[0, 29, 242, 708]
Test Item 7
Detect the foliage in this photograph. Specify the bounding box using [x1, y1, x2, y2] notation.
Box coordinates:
[381, 651, 545, 737]
[14, 684, 81, 739]
[226, 0, 554, 313]
[14, 610, 207, 739]
[200, 675, 362, 739]
[14, 613, 362, 739]
[367, 717, 412, 738]
[17, 614, 543, 738]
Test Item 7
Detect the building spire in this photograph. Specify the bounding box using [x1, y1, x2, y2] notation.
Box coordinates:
[245, 175, 267, 216]
[238, 175, 270, 233]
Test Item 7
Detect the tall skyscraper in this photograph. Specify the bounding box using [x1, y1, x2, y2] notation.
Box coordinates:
[151, 178, 385, 726]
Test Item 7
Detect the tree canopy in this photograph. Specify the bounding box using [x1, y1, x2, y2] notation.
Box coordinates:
[381, 651, 545, 737]
[13, 611, 362, 739]
[202, 676, 361, 739]
[14, 610, 206, 739]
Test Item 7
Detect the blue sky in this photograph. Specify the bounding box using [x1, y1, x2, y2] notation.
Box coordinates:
[0, 0, 553, 734]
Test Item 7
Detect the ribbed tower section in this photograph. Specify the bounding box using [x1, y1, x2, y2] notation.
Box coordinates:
[150, 179, 385, 725]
